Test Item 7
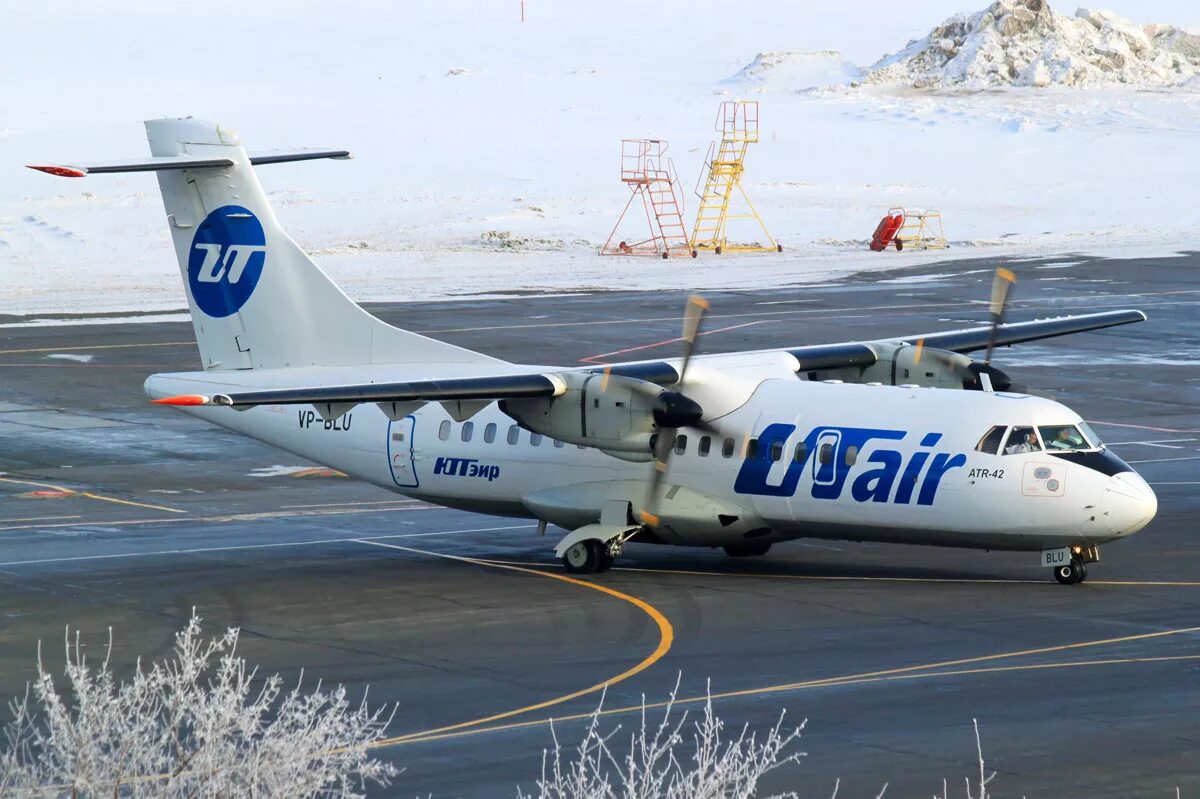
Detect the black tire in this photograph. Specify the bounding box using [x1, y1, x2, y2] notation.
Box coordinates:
[562, 540, 603, 574]
[895, 239, 904, 251]
[662, 252, 669, 260]
[723, 542, 772, 558]
[596, 551, 615, 573]
[1054, 558, 1086, 585]
[691, 249, 698, 258]
[715, 246, 723, 255]
[776, 244, 783, 253]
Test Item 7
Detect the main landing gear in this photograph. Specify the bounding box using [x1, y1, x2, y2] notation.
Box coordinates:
[723, 542, 772, 557]
[561, 540, 612, 574]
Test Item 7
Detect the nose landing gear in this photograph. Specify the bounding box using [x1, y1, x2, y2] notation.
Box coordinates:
[1054, 558, 1088, 585]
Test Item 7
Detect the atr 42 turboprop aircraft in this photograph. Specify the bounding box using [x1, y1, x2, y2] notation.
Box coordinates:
[30, 118, 1157, 585]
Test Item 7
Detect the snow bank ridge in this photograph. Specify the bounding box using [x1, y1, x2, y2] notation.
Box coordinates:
[866, 0, 1200, 89]
[726, 50, 860, 91]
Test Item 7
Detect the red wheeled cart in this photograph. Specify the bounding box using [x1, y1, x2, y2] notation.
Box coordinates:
[870, 208, 905, 251]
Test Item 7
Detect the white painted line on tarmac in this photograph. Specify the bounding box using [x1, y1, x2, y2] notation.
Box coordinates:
[0, 524, 534, 569]
[1126, 456, 1200, 465]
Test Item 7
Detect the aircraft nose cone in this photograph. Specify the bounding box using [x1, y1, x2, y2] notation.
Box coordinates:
[1102, 472, 1157, 536]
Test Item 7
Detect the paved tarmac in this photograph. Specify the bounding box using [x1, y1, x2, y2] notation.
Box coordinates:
[1, 251, 1198, 797]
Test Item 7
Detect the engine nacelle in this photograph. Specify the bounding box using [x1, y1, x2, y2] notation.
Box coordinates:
[500, 372, 662, 457]
[803, 342, 1012, 391]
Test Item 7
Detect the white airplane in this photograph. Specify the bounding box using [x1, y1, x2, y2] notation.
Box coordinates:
[29, 118, 1157, 585]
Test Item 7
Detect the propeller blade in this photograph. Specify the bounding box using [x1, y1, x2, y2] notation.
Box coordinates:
[677, 295, 710, 382]
[639, 294, 709, 529]
[984, 267, 1016, 365]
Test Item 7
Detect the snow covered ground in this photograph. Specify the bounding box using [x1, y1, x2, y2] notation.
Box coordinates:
[2, 0, 1199, 318]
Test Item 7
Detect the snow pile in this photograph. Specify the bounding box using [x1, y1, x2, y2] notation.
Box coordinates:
[866, 0, 1200, 90]
[726, 50, 861, 91]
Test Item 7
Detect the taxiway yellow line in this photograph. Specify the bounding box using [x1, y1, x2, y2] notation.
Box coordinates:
[0, 477, 186, 514]
[388, 625, 1200, 747]
[471, 559, 1200, 588]
[354, 540, 674, 748]
[393, 652, 1200, 746]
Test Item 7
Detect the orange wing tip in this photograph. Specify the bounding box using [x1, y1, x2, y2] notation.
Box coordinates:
[152, 394, 210, 406]
[27, 164, 87, 178]
[639, 511, 661, 527]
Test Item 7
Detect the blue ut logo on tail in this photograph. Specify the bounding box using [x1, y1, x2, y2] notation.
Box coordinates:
[187, 205, 267, 318]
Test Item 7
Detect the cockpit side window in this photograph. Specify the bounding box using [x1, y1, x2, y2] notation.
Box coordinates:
[975, 425, 1008, 455]
[1003, 426, 1042, 455]
[1079, 421, 1104, 449]
[1039, 424, 1093, 452]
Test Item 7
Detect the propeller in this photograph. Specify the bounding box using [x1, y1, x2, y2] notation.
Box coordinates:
[639, 295, 710, 527]
[984, 266, 1016, 366]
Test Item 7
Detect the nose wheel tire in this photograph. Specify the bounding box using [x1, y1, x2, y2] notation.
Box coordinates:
[562, 540, 613, 574]
[1054, 558, 1088, 585]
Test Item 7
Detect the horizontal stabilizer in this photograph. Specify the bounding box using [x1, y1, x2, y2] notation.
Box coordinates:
[27, 149, 351, 178]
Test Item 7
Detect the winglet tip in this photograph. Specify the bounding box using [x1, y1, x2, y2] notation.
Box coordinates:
[151, 394, 210, 406]
[27, 164, 87, 178]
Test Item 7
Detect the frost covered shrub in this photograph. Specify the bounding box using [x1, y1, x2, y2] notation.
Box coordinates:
[0, 612, 398, 798]
[519, 681, 804, 799]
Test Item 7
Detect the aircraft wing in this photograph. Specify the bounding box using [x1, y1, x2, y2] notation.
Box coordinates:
[152, 361, 679, 412]
[153, 309, 1145, 411]
[888, 309, 1147, 354]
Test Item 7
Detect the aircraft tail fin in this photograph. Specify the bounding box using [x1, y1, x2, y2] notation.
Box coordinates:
[31, 118, 498, 371]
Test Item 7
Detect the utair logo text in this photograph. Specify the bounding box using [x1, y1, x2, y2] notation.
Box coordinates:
[434, 456, 500, 482]
[734, 424, 966, 506]
[187, 205, 267, 318]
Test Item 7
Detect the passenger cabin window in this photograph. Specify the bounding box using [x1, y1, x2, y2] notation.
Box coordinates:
[553, 438, 565, 448]
[976, 425, 1007, 455]
[770, 441, 784, 462]
[819, 443, 833, 465]
[530, 433, 543, 447]
[507, 425, 520, 445]
[1003, 426, 1042, 455]
[844, 445, 858, 466]
[698, 436, 711, 457]
[722, 438, 735, 458]
[461, 422, 474, 442]
[484, 423, 497, 443]
[439, 420, 451, 441]
[793, 442, 808, 463]
[745, 438, 759, 459]
[1039, 424, 1092, 452]
[674, 435, 688, 455]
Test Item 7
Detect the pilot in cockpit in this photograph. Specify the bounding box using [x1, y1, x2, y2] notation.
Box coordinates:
[1005, 427, 1041, 455]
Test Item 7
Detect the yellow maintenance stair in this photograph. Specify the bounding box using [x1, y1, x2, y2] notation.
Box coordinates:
[690, 101, 781, 255]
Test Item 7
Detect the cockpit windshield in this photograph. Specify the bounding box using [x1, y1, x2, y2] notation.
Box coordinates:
[1039, 424, 1096, 452]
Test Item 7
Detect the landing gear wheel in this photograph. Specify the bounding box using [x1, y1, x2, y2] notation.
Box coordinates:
[776, 244, 783, 253]
[723, 542, 772, 557]
[562, 540, 604, 574]
[597, 551, 615, 573]
[691, 249, 698, 258]
[1054, 558, 1088, 585]
[714, 246, 723, 255]
[895, 239, 904, 251]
